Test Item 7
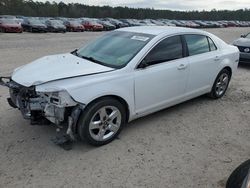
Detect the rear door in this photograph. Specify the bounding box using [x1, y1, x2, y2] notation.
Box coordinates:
[184, 34, 220, 95]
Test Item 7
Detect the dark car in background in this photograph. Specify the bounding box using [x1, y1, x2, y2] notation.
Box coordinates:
[21, 18, 47, 32]
[0, 19, 23, 33]
[103, 18, 128, 28]
[139, 19, 156, 26]
[97, 20, 116, 31]
[170, 20, 186, 27]
[122, 19, 146, 26]
[45, 20, 66, 33]
[63, 20, 85, 32]
[233, 32, 250, 63]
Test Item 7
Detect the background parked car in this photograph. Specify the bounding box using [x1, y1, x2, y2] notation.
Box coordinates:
[21, 18, 47, 32]
[1, 15, 250, 34]
[151, 19, 165, 26]
[170, 20, 186, 27]
[233, 33, 250, 63]
[119, 19, 140, 26]
[63, 20, 85, 32]
[139, 19, 156, 26]
[81, 19, 103, 31]
[102, 18, 128, 28]
[0, 18, 23, 33]
[97, 20, 116, 31]
[45, 19, 66, 33]
[159, 19, 176, 26]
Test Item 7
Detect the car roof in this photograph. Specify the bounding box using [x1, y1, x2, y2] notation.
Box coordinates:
[118, 26, 206, 36]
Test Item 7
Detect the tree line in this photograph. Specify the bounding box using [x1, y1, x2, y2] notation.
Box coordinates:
[1, 0, 250, 21]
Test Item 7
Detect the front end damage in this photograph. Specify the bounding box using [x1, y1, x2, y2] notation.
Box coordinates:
[0, 77, 84, 148]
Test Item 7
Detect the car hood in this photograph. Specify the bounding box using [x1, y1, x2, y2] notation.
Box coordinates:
[12, 53, 114, 87]
[233, 38, 250, 46]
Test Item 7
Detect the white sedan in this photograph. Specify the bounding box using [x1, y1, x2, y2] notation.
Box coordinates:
[0, 26, 239, 146]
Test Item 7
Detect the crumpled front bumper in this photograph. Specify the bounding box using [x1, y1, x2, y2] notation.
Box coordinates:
[0, 76, 19, 108]
[0, 76, 11, 86]
[0, 76, 85, 148]
[1, 76, 83, 133]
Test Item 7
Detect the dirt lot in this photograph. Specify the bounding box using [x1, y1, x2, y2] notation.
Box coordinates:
[0, 28, 250, 188]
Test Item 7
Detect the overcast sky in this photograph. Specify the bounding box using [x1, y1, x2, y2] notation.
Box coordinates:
[36, 0, 250, 11]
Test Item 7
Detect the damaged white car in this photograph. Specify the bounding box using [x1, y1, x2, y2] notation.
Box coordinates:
[0, 26, 239, 146]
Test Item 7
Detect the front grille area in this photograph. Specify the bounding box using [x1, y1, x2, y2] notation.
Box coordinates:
[237, 46, 250, 53]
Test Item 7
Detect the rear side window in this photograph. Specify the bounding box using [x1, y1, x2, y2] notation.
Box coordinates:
[208, 37, 217, 51]
[185, 35, 210, 56]
[143, 35, 183, 65]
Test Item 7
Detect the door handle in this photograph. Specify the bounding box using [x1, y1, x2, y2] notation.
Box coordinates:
[177, 64, 187, 70]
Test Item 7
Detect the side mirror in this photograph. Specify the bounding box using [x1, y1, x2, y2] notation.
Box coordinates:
[241, 34, 246, 38]
[71, 49, 78, 54]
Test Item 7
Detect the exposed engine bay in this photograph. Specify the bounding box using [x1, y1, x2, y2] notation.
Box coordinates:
[0, 77, 84, 148]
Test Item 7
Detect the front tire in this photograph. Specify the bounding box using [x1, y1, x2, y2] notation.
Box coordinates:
[77, 97, 126, 146]
[208, 69, 231, 99]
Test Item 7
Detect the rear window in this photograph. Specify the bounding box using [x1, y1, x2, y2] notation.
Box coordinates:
[185, 35, 210, 56]
[208, 37, 217, 51]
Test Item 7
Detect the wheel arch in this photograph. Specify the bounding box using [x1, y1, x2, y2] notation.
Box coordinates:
[223, 66, 232, 78]
[213, 66, 232, 86]
[83, 95, 130, 123]
[208, 65, 232, 99]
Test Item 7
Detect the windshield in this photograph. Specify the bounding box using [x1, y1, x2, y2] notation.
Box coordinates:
[29, 19, 43, 25]
[50, 20, 63, 26]
[1, 19, 17, 24]
[76, 31, 154, 68]
[70, 21, 81, 26]
[90, 21, 98, 25]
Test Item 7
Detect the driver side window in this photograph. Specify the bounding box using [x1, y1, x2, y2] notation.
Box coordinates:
[142, 35, 183, 66]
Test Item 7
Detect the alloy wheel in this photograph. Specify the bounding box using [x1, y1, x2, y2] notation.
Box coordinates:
[89, 106, 122, 141]
[215, 73, 229, 96]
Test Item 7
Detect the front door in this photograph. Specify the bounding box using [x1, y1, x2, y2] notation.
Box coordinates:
[134, 35, 189, 115]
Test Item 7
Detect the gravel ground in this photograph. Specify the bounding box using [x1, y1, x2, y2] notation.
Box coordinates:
[0, 28, 250, 188]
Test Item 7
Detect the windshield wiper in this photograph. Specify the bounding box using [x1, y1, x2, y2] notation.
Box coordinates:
[72, 50, 116, 68]
[79, 55, 106, 66]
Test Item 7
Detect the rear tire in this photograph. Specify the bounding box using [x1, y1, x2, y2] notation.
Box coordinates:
[77, 97, 126, 146]
[208, 69, 231, 99]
